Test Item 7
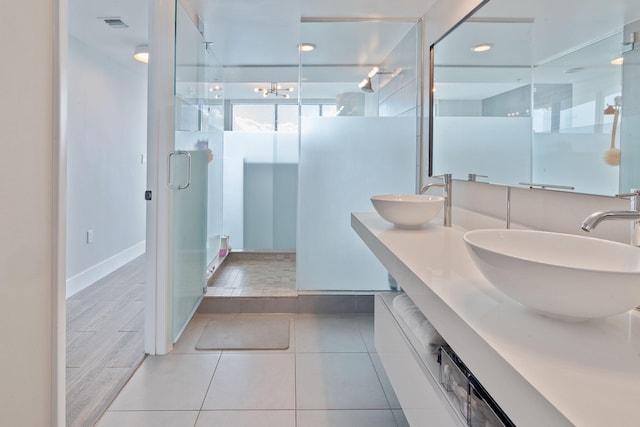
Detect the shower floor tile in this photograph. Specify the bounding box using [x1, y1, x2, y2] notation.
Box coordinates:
[207, 252, 297, 297]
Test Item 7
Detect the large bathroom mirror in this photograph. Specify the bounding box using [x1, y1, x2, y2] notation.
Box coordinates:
[430, 0, 640, 196]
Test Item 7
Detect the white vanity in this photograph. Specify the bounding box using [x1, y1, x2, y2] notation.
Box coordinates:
[352, 212, 640, 427]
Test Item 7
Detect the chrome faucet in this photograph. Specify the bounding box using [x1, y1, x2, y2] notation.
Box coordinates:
[467, 173, 488, 182]
[420, 173, 452, 227]
[581, 189, 640, 246]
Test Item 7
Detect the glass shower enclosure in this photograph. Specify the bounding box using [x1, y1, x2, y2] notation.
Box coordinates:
[170, 2, 223, 341]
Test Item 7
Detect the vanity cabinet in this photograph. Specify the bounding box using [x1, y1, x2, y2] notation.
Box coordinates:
[354, 212, 640, 427]
[376, 293, 513, 427]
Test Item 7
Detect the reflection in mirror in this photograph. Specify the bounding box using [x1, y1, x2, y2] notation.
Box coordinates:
[431, 20, 533, 185]
[430, 0, 640, 196]
[532, 33, 622, 195]
[620, 19, 640, 194]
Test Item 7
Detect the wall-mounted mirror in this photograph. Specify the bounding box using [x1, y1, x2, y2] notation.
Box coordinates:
[430, 0, 640, 196]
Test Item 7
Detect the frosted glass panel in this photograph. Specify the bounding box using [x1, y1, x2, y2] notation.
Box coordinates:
[207, 131, 224, 264]
[171, 2, 214, 342]
[244, 163, 297, 249]
[533, 134, 618, 194]
[171, 151, 208, 340]
[433, 117, 531, 184]
[175, 130, 223, 265]
[222, 132, 298, 250]
[297, 117, 416, 291]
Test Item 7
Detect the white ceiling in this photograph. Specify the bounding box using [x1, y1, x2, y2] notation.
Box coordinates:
[68, 0, 640, 101]
[68, 0, 432, 101]
[68, 0, 432, 74]
[189, 0, 434, 65]
[68, 0, 149, 74]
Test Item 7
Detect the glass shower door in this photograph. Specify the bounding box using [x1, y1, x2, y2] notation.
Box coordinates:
[170, 3, 209, 341]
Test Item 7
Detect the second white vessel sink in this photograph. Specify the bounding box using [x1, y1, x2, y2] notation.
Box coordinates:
[371, 194, 444, 228]
[463, 229, 640, 320]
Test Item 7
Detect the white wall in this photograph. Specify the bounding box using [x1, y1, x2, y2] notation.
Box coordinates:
[0, 0, 60, 424]
[66, 36, 147, 297]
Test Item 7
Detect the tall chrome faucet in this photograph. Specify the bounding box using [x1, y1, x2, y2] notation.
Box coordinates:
[581, 189, 640, 246]
[420, 173, 452, 227]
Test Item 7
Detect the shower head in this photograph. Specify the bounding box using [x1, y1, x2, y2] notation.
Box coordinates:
[358, 77, 374, 93]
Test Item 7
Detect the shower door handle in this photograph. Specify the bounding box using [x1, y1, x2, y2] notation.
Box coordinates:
[168, 151, 192, 190]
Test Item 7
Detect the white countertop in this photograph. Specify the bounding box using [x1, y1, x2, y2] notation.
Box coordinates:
[352, 212, 640, 427]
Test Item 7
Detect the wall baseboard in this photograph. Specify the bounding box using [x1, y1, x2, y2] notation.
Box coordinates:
[66, 241, 146, 298]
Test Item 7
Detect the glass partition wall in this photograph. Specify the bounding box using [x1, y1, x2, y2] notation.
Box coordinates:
[194, 17, 422, 296]
[221, 109, 299, 251]
[297, 21, 421, 291]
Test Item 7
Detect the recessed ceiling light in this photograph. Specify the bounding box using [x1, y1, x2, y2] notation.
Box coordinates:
[611, 57, 624, 65]
[298, 43, 317, 52]
[564, 67, 584, 74]
[471, 43, 493, 52]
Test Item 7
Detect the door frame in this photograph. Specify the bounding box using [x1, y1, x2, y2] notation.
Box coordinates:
[145, 0, 178, 355]
[53, 0, 68, 424]
[52, 1, 179, 424]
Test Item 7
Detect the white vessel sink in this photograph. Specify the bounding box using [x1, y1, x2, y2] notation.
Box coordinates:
[463, 229, 640, 321]
[371, 194, 444, 228]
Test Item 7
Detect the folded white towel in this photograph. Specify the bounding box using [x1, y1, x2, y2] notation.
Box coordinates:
[392, 293, 447, 353]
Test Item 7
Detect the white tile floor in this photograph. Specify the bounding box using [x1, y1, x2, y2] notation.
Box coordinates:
[97, 313, 409, 427]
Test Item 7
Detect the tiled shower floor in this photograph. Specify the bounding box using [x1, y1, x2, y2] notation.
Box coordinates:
[206, 252, 297, 297]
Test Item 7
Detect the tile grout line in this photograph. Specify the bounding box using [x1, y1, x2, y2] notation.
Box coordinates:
[101, 313, 401, 425]
[366, 352, 398, 416]
[357, 311, 403, 426]
[293, 315, 298, 427]
[197, 345, 223, 417]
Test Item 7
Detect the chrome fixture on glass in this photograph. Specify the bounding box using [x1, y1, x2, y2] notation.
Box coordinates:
[420, 173, 452, 227]
[519, 182, 575, 190]
[581, 189, 640, 247]
[468, 173, 488, 182]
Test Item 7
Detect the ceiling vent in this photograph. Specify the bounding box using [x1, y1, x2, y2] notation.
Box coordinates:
[100, 17, 129, 29]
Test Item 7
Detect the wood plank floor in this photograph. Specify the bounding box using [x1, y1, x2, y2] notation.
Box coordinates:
[66, 255, 146, 427]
